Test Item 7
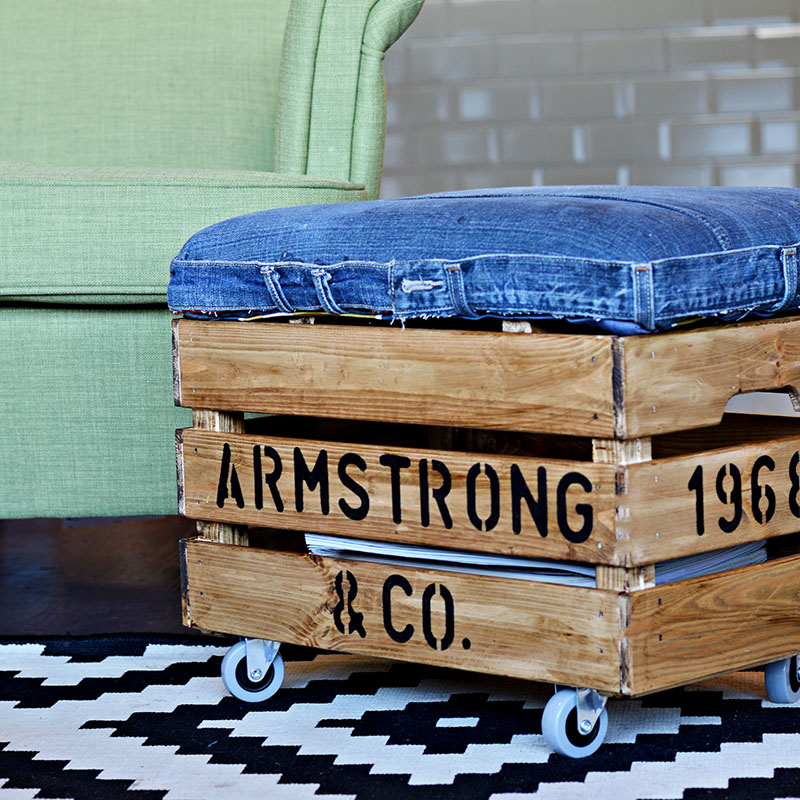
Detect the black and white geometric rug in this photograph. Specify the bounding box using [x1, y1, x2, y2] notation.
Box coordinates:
[2, 635, 800, 799]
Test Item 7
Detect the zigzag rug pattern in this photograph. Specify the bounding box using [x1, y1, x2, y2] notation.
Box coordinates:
[1, 636, 799, 799]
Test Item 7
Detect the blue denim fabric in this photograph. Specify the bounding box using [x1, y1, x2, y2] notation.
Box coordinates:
[168, 186, 800, 333]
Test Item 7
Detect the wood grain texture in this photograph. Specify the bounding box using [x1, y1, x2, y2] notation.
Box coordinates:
[180, 427, 800, 566]
[623, 316, 800, 438]
[182, 538, 624, 691]
[596, 565, 655, 591]
[192, 409, 244, 433]
[179, 428, 619, 563]
[592, 437, 652, 464]
[190, 411, 247, 545]
[174, 319, 616, 436]
[622, 433, 800, 564]
[628, 553, 800, 695]
[176, 430, 186, 517]
[171, 318, 182, 407]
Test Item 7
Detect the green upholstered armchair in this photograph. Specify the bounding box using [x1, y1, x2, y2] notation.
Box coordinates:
[0, 0, 422, 519]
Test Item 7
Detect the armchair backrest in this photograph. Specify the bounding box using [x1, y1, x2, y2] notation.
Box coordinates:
[0, 0, 422, 195]
[0, 0, 293, 172]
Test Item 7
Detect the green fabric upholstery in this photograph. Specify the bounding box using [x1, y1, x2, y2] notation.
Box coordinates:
[0, 0, 292, 171]
[0, 163, 366, 303]
[0, 0, 422, 519]
[1, 307, 189, 517]
[274, 0, 424, 199]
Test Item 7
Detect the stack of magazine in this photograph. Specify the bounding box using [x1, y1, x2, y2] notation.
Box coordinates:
[304, 533, 767, 587]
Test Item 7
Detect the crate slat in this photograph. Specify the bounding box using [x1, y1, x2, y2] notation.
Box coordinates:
[628, 553, 800, 695]
[179, 427, 800, 565]
[179, 428, 618, 562]
[182, 538, 624, 691]
[622, 317, 800, 438]
[175, 316, 800, 439]
[174, 319, 617, 436]
[623, 432, 800, 563]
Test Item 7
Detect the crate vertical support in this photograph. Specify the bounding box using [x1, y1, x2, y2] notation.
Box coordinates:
[592, 436, 655, 591]
[192, 409, 248, 546]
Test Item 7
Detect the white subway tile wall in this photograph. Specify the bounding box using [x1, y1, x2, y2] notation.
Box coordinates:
[381, 0, 800, 196]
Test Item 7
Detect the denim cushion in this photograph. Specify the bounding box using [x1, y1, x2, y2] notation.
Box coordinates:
[169, 186, 800, 333]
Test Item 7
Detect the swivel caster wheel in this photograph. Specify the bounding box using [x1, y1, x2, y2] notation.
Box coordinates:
[765, 654, 800, 704]
[221, 639, 285, 703]
[541, 688, 608, 758]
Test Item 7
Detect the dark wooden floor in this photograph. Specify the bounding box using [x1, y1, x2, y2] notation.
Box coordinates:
[0, 516, 197, 635]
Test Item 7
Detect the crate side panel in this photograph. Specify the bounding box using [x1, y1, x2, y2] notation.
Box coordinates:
[628, 554, 800, 695]
[624, 316, 800, 437]
[180, 429, 620, 563]
[176, 320, 616, 436]
[625, 433, 800, 564]
[183, 539, 623, 691]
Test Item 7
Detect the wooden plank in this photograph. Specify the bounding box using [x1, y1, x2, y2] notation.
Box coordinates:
[622, 433, 800, 564]
[596, 565, 655, 591]
[592, 433, 655, 584]
[190, 411, 247, 546]
[628, 553, 800, 695]
[192, 409, 244, 433]
[179, 428, 620, 563]
[592, 437, 651, 465]
[182, 538, 624, 690]
[176, 429, 186, 517]
[623, 316, 800, 438]
[171, 318, 182, 406]
[174, 319, 617, 437]
[179, 424, 800, 565]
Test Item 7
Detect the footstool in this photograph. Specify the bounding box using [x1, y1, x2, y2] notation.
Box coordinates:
[169, 186, 800, 757]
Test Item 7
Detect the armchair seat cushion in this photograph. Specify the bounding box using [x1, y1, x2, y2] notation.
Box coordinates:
[168, 185, 800, 333]
[0, 162, 366, 304]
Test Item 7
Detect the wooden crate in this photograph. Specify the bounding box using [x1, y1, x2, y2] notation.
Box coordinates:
[173, 315, 800, 697]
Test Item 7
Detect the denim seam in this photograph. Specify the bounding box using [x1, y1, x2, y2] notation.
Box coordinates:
[172, 259, 388, 272]
[174, 244, 793, 271]
[169, 301, 389, 312]
[396, 192, 733, 249]
[259, 266, 294, 313]
[632, 264, 655, 330]
[388, 259, 396, 315]
[762, 246, 799, 313]
[311, 268, 348, 314]
[512, 194, 734, 250]
[170, 295, 787, 318]
[648, 243, 794, 267]
[446, 265, 478, 317]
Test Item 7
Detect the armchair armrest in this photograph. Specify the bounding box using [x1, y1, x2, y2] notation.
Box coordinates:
[0, 162, 366, 303]
[274, 0, 424, 200]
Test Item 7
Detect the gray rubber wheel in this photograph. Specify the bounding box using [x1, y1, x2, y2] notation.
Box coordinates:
[765, 655, 800, 704]
[541, 689, 608, 758]
[221, 641, 285, 703]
